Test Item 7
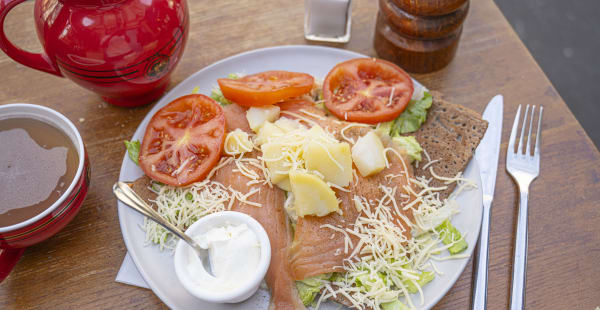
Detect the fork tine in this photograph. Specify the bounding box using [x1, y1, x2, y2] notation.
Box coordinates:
[508, 105, 522, 154]
[534, 106, 543, 156]
[526, 105, 536, 156]
[517, 105, 530, 155]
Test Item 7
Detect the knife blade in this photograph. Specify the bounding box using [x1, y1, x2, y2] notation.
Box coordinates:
[471, 94, 503, 310]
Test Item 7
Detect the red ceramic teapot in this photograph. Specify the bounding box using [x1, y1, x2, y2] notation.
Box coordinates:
[0, 0, 189, 107]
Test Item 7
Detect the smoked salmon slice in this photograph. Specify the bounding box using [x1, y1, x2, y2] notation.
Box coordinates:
[223, 103, 251, 133]
[212, 154, 305, 310]
[216, 104, 306, 309]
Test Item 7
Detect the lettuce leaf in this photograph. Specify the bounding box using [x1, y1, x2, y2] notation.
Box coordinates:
[124, 140, 140, 165]
[403, 271, 435, 294]
[434, 219, 468, 255]
[391, 91, 433, 135]
[391, 136, 423, 162]
[296, 273, 331, 306]
[381, 300, 411, 310]
[297, 281, 322, 306]
[375, 120, 394, 137]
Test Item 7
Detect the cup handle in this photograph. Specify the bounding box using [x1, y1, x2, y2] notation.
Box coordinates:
[0, 0, 62, 76]
[0, 248, 25, 283]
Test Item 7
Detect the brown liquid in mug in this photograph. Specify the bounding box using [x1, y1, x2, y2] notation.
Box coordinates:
[0, 117, 78, 227]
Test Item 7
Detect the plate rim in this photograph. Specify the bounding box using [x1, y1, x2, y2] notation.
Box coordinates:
[117, 44, 483, 310]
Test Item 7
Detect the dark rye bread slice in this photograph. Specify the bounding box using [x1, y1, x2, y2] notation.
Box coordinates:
[406, 90, 488, 200]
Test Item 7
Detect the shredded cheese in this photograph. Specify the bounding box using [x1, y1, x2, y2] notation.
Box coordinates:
[328, 181, 351, 192]
[224, 129, 254, 155]
[144, 179, 237, 250]
[170, 157, 192, 176]
[421, 159, 440, 171]
[280, 111, 320, 127]
[340, 123, 372, 144]
[312, 148, 477, 310]
[143, 155, 271, 250]
[299, 108, 326, 120]
[387, 87, 395, 107]
[352, 169, 360, 186]
[321, 224, 354, 255]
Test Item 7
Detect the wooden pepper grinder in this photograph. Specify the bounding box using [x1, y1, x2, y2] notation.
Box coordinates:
[374, 0, 470, 73]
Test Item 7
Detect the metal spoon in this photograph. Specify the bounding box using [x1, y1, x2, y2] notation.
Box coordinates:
[112, 181, 214, 276]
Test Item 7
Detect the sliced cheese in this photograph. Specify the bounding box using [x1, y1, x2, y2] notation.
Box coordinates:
[275, 176, 292, 192]
[289, 171, 339, 217]
[255, 121, 284, 146]
[260, 142, 290, 184]
[304, 141, 352, 187]
[351, 131, 386, 177]
[274, 117, 303, 132]
[246, 105, 280, 132]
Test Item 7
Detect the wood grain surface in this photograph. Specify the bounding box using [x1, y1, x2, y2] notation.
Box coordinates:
[1, 0, 599, 309]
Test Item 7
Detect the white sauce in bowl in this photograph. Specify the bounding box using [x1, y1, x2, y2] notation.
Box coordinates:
[185, 223, 261, 293]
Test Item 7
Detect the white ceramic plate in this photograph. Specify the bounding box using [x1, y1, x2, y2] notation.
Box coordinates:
[118, 45, 483, 310]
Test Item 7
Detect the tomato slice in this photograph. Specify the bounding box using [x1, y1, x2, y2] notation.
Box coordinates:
[217, 71, 314, 107]
[139, 94, 225, 186]
[323, 58, 414, 124]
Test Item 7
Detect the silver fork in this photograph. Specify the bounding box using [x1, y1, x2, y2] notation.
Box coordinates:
[506, 104, 543, 310]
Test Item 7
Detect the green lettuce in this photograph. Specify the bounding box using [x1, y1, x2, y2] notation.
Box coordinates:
[403, 271, 435, 294]
[375, 120, 394, 137]
[297, 281, 322, 306]
[210, 73, 240, 106]
[296, 274, 330, 306]
[391, 91, 433, 135]
[354, 271, 390, 290]
[435, 219, 468, 255]
[391, 136, 423, 162]
[381, 300, 411, 310]
[328, 272, 345, 283]
[124, 140, 140, 165]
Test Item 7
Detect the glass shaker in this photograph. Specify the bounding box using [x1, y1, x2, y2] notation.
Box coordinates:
[304, 0, 352, 43]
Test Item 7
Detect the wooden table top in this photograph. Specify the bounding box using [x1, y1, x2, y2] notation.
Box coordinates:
[1, 0, 599, 309]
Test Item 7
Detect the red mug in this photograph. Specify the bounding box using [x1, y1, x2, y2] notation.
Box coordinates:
[0, 0, 189, 107]
[0, 104, 90, 282]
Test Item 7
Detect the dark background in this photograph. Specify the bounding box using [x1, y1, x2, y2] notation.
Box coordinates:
[495, 0, 600, 148]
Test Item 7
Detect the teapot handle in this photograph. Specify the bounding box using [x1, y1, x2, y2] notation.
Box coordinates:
[0, 0, 62, 77]
[0, 248, 25, 283]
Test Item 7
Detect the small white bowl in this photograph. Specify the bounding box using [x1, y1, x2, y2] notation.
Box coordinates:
[173, 211, 271, 303]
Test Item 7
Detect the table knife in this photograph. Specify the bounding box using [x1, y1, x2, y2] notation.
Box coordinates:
[471, 95, 504, 310]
